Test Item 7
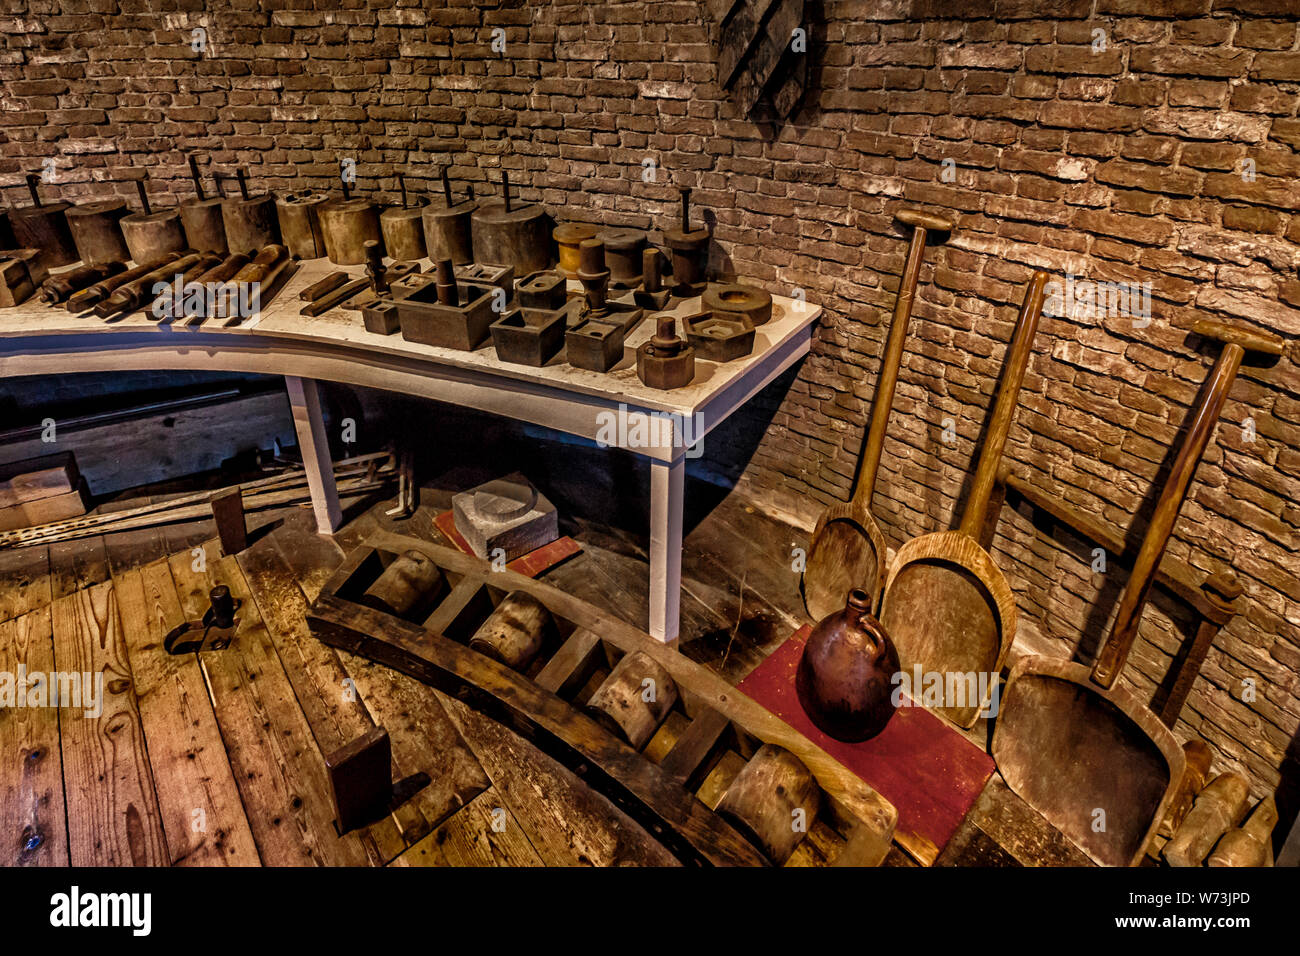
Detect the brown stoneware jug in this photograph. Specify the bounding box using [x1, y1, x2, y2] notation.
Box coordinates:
[796, 588, 900, 742]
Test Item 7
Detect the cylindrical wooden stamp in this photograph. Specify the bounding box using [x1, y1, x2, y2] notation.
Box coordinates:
[362, 550, 445, 617]
[222, 167, 281, 255]
[120, 180, 187, 264]
[716, 744, 821, 865]
[467, 590, 554, 671]
[10, 174, 78, 269]
[585, 650, 678, 750]
[66, 198, 130, 265]
[380, 174, 427, 262]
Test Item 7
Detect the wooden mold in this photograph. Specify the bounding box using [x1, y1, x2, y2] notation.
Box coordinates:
[306, 532, 899, 866]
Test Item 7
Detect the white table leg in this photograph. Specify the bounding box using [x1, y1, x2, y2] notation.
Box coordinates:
[649, 456, 684, 644]
[284, 375, 342, 534]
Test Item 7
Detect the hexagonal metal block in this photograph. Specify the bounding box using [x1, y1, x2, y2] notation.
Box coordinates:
[682, 309, 755, 362]
[636, 340, 696, 390]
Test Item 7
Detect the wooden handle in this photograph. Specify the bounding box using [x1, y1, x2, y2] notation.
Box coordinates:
[236, 167, 250, 201]
[25, 173, 41, 207]
[852, 212, 950, 507]
[398, 173, 408, 209]
[188, 154, 206, 201]
[1191, 318, 1284, 357]
[958, 271, 1048, 536]
[502, 170, 512, 213]
[441, 167, 453, 206]
[135, 179, 151, 216]
[1092, 342, 1246, 688]
[895, 208, 954, 233]
[679, 186, 691, 232]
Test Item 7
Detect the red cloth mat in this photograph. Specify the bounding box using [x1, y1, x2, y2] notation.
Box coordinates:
[736, 625, 994, 864]
[434, 510, 581, 579]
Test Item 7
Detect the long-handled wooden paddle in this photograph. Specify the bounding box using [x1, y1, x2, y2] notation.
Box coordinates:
[992, 319, 1284, 867]
[878, 270, 1049, 728]
[801, 208, 954, 622]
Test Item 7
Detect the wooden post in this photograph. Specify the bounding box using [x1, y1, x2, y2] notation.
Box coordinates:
[648, 455, 684, 643]
[284, 375, 342, 534]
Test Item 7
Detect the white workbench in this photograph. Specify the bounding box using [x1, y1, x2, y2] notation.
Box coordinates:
[0, 259, 821, 642]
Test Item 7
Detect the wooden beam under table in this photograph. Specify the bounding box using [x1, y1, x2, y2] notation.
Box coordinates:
[284, 375, 342, 535]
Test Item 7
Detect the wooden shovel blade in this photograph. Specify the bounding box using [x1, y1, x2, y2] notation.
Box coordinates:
[802, 502, 887, 621]
[993, 655, 1184, 867]
[879, 531, 1017, 728]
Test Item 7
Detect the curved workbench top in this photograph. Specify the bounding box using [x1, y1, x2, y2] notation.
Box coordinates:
[0, 259, 822, 445]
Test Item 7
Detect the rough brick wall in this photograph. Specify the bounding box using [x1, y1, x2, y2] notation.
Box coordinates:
[1, 1, 1298, 804]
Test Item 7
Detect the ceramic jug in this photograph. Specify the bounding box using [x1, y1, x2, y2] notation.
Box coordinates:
[796, 587, 900, 742]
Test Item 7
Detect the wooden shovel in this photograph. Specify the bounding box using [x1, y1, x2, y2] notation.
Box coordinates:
[801, 208, 954, 622]
[878, 270, 1049, 728]
[992, 319, 1284, 867]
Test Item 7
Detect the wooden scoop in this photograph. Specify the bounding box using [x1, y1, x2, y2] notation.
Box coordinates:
[992, 319, 1284, 867]
[800, 208, 954, 621]
[877, 270, 1049, 728]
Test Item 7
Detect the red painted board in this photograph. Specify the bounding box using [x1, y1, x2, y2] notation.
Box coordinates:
[434, 510, 581, 579]
[736, 625, 994, 863]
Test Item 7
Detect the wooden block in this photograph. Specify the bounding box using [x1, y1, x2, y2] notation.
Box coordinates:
[326, 726, 394, 834]
[211, 489, 248, 555]
[0, 249, 43, 307]
[0, 482, 87, 532]
[0, 452, 80, 508]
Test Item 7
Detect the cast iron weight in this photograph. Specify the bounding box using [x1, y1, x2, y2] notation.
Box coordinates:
[636, 315, 696, 390]
[163, 585, 240, 655]
[663, 185, 710, 297]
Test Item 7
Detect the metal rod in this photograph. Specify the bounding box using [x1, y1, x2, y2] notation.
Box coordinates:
[25, 173, 41, 208]
[398, 173, 408, 209]
[502, 170, 512, 213]
[135, 179, 152, 216]
[441, 167, 453, 207]
[679, 186, 691, 233]
[341, 161, 351, 201]
[236, 166, 250, 201]
[188, 154, 206, 201]
[214, 172, 227, 200]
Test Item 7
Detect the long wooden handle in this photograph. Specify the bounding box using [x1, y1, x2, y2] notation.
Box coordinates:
[1092, 320, 1282, 688]
[852, 214, 945, 507]
[959, 271, 1048, 536]
[1091, 346, 1244, 687]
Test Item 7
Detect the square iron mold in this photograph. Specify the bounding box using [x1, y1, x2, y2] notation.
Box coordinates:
[682, 309, 755, 362]
[362, 299, 401, 335]
[397, 282, 497, 350]
[489, 306, 567, 366]
[516, 269, 568, 311]
[456, 262, 513, 298]
[565, 317, 627, 372]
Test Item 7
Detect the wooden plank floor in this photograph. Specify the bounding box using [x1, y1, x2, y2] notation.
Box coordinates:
[0, 468, 1071, 867]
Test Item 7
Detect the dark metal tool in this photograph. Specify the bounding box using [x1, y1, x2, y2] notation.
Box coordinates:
[163, 585, 240, 654]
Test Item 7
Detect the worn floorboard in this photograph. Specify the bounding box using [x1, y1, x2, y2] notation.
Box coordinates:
[0, 606, 67, 866]
[50, 582, 168, 866]
[113, 560, 260, 866]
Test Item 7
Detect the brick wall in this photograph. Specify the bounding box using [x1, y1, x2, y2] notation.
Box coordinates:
[2, 1, 1297, 803]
